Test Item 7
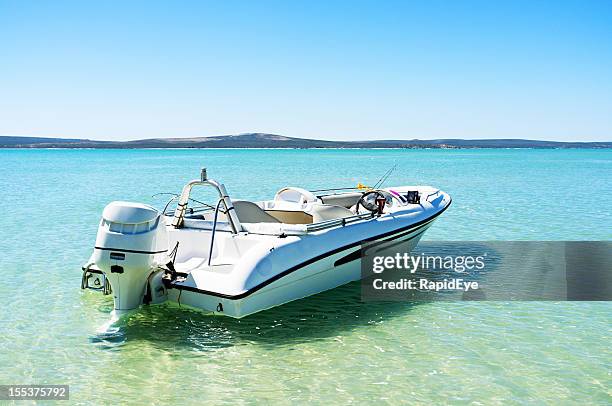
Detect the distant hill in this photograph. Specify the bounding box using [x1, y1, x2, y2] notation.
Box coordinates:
[1, 133, 610, 149]
[0, 136, 96, 146]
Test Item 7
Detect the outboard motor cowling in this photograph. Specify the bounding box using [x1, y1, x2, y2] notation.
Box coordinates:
[92, 201, 168, 311]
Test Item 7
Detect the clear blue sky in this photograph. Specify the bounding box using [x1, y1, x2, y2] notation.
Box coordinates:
[1, 0, 611, 141]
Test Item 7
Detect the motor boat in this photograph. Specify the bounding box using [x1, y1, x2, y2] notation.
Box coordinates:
[82, 168, 451, 318]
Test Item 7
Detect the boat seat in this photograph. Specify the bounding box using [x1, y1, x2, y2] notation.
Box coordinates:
[264, 210, 313, 224]
[319, 192, 362, 208]
[233, 200, 280, 224]
[310, 204, 354, 223]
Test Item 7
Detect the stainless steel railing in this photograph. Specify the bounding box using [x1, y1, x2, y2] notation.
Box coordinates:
[306, 211, 375, 232]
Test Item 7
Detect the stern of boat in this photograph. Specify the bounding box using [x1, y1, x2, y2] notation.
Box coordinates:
[82, 201, 170, 311]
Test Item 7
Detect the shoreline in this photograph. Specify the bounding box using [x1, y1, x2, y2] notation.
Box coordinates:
[1, 146, 610, 150]
[2, 134, 610, 149]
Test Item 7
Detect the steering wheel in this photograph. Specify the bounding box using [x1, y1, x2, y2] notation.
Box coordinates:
[356, 190, 388, 214]
[357, 190, 405, 214]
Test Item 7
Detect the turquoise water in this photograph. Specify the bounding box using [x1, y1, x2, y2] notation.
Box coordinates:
[0, 149, 610, 404]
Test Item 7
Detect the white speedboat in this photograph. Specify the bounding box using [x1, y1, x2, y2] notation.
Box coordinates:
[82, 169, 451, 318]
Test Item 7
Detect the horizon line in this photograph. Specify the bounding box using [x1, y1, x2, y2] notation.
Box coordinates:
[1, 133, 611, 143]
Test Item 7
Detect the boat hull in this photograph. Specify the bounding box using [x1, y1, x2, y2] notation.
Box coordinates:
[167, 221, 430, 318]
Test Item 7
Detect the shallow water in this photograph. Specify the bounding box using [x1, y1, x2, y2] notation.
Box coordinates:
[0, 149, 610, 404]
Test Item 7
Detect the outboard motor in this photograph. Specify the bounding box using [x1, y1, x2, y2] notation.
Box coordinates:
[91, 201, 169, 311]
